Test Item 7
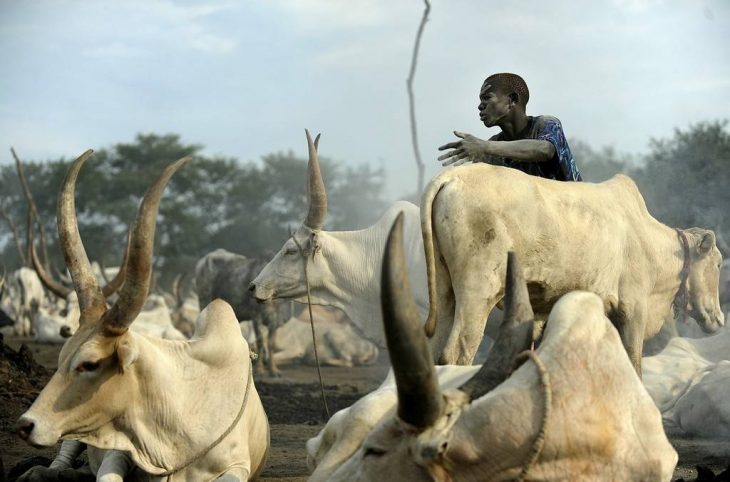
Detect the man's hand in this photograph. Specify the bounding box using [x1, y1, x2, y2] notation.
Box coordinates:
[437, 131, 488, 167]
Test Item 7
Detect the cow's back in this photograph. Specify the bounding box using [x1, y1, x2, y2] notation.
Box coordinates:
[431, 165, 656, 311]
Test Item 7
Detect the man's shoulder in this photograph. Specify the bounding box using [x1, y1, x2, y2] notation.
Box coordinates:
[532, 115, 563, 129]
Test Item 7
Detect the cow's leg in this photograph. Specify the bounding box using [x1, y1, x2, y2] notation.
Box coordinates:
[96, 449, 136, 482]
[261, 304, 281, 377]
[251, 315, 267, 377]
[439, 272, 503, 365]
[428, 235, 456, 363]
[17, 440, 91, 482]
[610, 302, 645, 376]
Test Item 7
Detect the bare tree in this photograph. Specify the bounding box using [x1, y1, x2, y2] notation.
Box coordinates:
[406, 0, 431, 197]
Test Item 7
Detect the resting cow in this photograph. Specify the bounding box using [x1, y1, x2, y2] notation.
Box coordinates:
[325, 214, 677, 481]
[421, 163, 724, 371]
[15, 150, 269, 482]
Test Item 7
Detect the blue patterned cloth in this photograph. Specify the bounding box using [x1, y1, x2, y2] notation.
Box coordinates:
[483, 115, 582, 181]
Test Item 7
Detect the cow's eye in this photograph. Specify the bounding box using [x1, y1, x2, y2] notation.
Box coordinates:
[76, 360, 101, 373]
[363, 447, 386, 457]
[285, 248, 297, 255]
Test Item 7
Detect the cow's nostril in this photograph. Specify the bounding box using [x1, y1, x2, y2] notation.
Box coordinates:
[16, 419, 34, 440]
[248, 283, 256, 292]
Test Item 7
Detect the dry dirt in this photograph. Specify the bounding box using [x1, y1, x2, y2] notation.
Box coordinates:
[1, 335, 729, 481]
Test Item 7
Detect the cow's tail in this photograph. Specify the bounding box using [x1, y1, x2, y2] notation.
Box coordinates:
[421, 175, 450, 338]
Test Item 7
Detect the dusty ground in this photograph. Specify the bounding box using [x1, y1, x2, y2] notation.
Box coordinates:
[1, 335, 729, 481]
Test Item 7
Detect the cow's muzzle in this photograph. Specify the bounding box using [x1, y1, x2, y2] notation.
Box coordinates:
[249, 282, 274, 303]
[15, 415, 58, 447]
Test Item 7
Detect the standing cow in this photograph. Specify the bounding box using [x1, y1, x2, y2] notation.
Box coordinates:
[250, 130, 429, 346]
[196, 248, 287, 377]
[327, 214, 677, 481]
[421, 163, 724, 371]
[16, 150, 269, 482]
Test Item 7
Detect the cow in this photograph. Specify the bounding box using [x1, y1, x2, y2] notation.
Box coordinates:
[269, 307, 379, 367]
[1, 267, 44, 336]
[420, 163, 724, 371]
[325, 213, 677, 481]
[250, 130, 429, 347]
[643, 324, 730, 437]
[196, 248, 288, 377]
[0, 270, 15, 329]
[15, 150, 269, 482]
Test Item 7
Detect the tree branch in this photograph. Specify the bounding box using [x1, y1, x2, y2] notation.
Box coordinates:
[407, 0, 431, 198]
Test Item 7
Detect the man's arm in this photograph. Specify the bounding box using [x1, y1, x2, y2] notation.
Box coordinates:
[438, 131, 555, 166]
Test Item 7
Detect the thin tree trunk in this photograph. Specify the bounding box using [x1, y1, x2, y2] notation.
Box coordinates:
[407, 0, 431, 198]
[12, 147, 51, 271]
[0, 204, 27, 265]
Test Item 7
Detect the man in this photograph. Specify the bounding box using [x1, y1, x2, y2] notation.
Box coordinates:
[438, 73, 582, 181]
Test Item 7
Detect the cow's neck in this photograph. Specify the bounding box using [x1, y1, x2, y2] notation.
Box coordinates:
[313, 226, 386, 344]
[88, 333, 248, 475]
[644, 223, 688, 332]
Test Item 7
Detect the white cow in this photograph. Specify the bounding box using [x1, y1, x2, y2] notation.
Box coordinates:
[250, 131, 428, 345]
[322, 215, 677, 481]
[273, 308, 378, 367]
[643, 325, 730, 437]
[307, 365, 478, 481]
[1, 267, 44, 336]
[16, 151, 269, 482]
[239, 306, 379, 368]
[420, 163, 724, 370]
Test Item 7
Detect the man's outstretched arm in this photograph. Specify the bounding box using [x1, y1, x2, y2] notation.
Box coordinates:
[438, 131, 555, 166]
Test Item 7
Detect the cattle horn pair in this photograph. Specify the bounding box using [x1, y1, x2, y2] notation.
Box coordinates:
[304, 129, 326, 231]
[55, 149, 190, 334]
[382, 213, 534, 428]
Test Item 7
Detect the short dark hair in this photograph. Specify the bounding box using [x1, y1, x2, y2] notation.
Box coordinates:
[484, 73, 529, 108]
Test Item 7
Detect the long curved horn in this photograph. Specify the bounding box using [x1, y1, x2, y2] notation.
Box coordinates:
[57, 150, 107, 323]
[13, 147, 51, 271]
[0, 265, 6, 300]
[303, 129, 327, 230]
[101, 156, 191, 336]
[172, 272, 186, 309]
[100, 226, 131, 298]
[29, 217, 72, 299]
[382, 212, 443, 429]
[460, 252, 534, 401]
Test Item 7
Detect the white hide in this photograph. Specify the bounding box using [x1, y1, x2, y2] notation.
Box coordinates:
[306, 365, 479, 481]
[240, 306, 379, 367]
[327, 292, 677, 481]
[643, 325, 730, 437]
[252, 201, 428, 346]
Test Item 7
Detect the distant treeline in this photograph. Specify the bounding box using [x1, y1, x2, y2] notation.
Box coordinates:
[1, 120, 728, 288]
[0, 133, 388, 286]
[574, 120, 730, 244]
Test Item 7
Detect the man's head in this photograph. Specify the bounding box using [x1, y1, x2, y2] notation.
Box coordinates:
[478, 73, 529, 128]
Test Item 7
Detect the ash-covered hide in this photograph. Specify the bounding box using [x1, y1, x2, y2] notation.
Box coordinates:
[643, 323, 730, 438]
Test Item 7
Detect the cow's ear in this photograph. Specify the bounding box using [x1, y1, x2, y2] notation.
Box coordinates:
[698, 231, 716, 255]
[115, 337, 139, 374]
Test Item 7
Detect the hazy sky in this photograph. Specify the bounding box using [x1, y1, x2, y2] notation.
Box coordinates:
[1, 0, 728, 198]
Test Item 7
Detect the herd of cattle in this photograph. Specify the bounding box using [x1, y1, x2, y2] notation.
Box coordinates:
[2, 130, 730, 481]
